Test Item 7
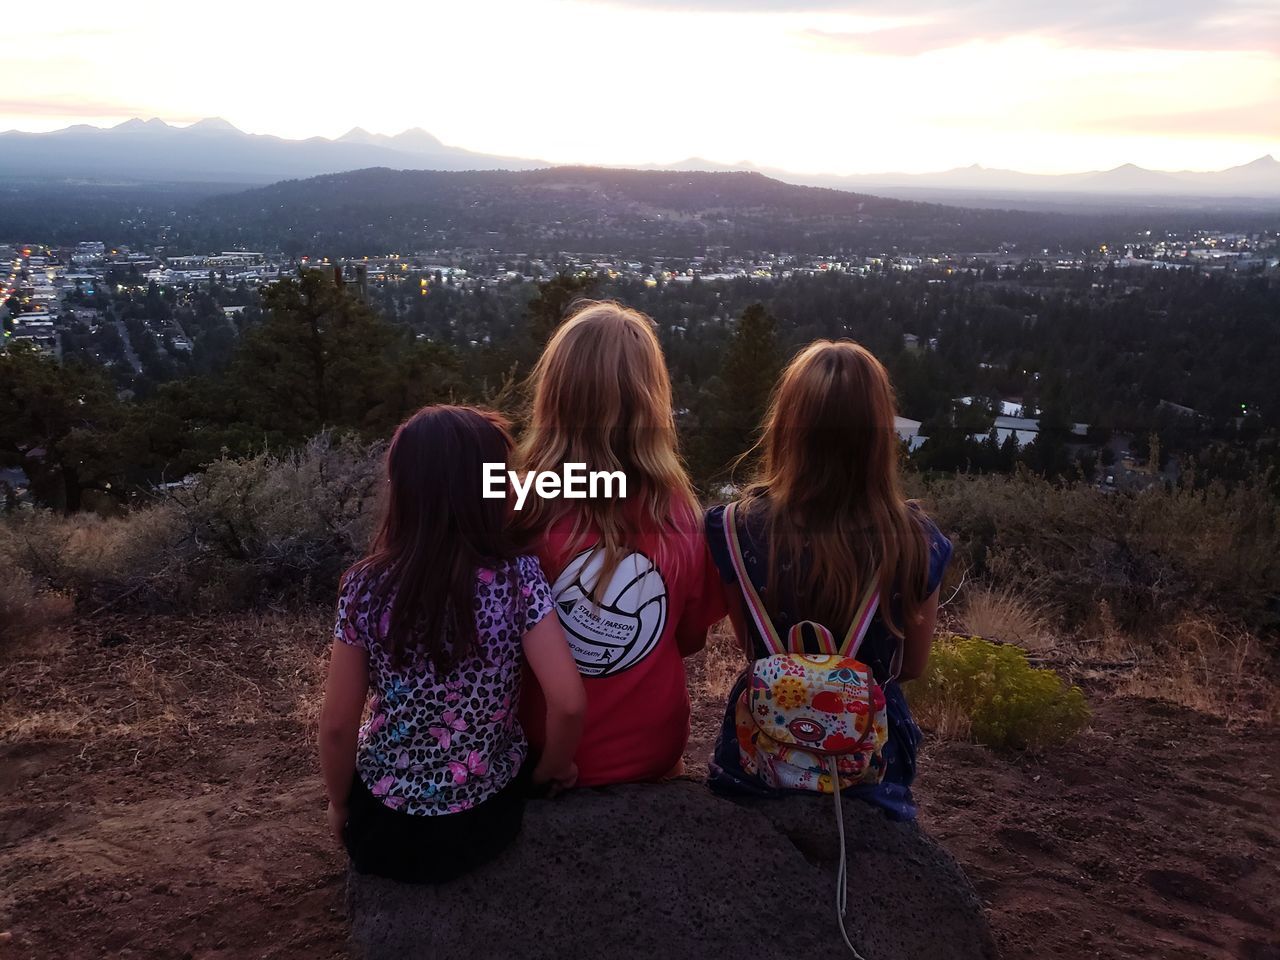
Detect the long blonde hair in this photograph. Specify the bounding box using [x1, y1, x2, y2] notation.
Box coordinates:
[515, 300, 698, 593]
[743, 339, 929, 636]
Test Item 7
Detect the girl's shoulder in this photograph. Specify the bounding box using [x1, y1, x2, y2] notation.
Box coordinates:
[509, 553, 549, 584]
[335, 559, 393, 651]
[339, 558, 389, 605]
[702, 498, 768, 585]
[905, 502, 953, 596]
[704, 495, 770, 537]
[474, 554, 549, 590]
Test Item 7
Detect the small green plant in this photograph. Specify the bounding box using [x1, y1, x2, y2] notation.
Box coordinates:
[907, 635, 1090, 751]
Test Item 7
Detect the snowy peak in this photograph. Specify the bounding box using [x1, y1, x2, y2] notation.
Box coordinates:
[186, 117, 241, 135]
[111, 117, 172, 132]
[392, 128, 445, 151]
[338, 126, 378, 145]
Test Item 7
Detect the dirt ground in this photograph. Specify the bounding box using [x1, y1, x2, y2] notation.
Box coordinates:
[1, 615, 1277, 960]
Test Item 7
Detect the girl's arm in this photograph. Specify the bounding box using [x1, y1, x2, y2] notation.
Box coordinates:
[319, 640, 369, 839]
[521, 613, 586, 791]
[675, 540, 730, 657]
[898, 586, 941, 681]
[721, 584, 754, 657]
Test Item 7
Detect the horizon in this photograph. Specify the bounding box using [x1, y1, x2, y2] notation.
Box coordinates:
[7, 114, 1277, 179]
[9, 0, 1279, 177]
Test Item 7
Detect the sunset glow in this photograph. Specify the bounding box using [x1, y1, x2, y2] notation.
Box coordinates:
[6, 0, 1278, 174]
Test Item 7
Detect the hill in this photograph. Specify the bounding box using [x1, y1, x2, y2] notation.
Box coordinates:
[188, 166, 1108, 256]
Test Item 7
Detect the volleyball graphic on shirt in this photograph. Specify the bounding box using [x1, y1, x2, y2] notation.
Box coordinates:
[552, 548, 668, 677]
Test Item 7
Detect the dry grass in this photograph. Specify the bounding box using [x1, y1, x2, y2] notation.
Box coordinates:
[952, 585, 1054, 652]
[0, 568, 73, 649]
[1114, 614, 1280, 727]
[696, 621, 746, 703]
[0, 650, 189, 744]
[911, 691, 973, 743]
[0, 505, 183, 608]
[0, 610, 332, 749]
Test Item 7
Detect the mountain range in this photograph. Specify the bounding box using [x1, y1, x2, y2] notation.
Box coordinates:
[0, 117, 545, 183]
[2, 117, 1278, 203]
[703, 156, 1280, 204]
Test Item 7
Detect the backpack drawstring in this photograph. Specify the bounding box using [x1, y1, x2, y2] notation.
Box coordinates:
[831, 758, 868, 960]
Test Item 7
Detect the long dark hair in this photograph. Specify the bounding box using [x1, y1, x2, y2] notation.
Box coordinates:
[347, 405, 522, 669]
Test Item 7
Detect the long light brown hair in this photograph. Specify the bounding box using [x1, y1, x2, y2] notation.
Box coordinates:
[742, 339, 930, 636]
[514, 300, 698, 594]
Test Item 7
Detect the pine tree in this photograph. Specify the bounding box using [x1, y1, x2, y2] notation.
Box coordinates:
[0, 342, 124, 511]
[230, 270, 460, 441]
[526, 272, 597, 348]
[693, 302, 783, 490]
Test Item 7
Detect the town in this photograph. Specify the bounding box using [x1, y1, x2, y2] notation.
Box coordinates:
[6, 227, 1276, 362]
[2, 223, 1277, 511]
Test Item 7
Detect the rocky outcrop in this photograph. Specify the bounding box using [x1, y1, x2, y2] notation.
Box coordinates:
[348, 781, 997, 960]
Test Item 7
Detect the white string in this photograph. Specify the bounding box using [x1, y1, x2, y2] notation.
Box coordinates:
[831, 758, 869, 960]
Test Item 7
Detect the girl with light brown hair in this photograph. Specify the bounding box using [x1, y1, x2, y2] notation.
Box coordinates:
[515, 300, 725, 786]
[705, 339, 952, 819]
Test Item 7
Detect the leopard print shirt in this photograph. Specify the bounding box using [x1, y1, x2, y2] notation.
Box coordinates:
[334, 555, 553, 815]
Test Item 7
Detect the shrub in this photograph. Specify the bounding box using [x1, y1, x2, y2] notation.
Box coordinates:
[920, 470, 1280, 637]
[162, 432, 382, 607]
[907, 635, 1091, 751]
[0, 505, 183, 608]
[0, 432, 382, 612]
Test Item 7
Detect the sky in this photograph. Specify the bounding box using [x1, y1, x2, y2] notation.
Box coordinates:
[5, 0, 1278, 175]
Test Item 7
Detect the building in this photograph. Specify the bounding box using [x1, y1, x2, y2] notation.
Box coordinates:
[10, 317, 59, 357]
[894, 416, 928, 452]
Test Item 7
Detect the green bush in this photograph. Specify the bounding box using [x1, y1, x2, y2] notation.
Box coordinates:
[917, 470, 1280, 636]
[0, 432, 381, 612]
[907, 636, 1090, 751]
[163, 432, 381, 606]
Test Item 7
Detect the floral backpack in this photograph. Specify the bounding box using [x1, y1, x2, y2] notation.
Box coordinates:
[723, 501, 892, 958]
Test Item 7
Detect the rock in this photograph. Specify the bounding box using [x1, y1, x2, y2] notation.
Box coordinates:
[348, 781, 997, 960]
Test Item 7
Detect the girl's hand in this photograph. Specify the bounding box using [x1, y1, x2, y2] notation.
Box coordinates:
[533, 760, 579, 797]
[327, 800, 348, 844]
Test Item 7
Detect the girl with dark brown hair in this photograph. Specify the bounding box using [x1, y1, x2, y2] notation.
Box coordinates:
[319, 405, 586, 882]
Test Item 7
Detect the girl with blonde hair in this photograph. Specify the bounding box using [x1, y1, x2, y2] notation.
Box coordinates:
[705, 339, 952, 819]
[515, 300, 725, 786]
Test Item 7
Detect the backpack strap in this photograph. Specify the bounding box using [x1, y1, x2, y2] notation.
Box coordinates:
[722, 501, 787, 656]
[839, 569, 882, 660]
[724, 501, 883, 661]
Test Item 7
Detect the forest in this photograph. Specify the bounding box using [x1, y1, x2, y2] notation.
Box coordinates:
[3, 259, 1278, 517]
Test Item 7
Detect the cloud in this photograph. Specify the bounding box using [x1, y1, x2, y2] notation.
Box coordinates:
[1084, 101, 1280, 141]
[598, 0, 1280, 54]
[0, 98, 187, 120]
[0, 99, 204, 131]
